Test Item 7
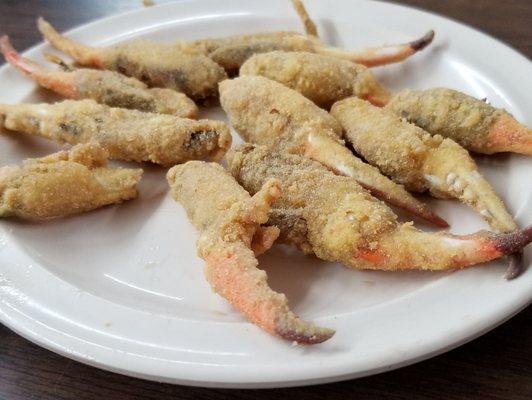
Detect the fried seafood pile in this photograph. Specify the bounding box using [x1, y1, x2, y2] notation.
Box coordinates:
[1, 0, 531, 344]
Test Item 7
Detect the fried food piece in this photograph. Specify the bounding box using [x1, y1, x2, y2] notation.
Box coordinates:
[228, 144, 532, 271]
[331, 97, 518, 233]
[0, 36, 198, 118]
[167, 161, 334, 344]
[386, 88, 532, 155]
[219, 76, 447, 227]
[0, 100, 231, 166]
[0, 143, 142, 219]
[192, 0, 434, 74]
[194, 30, 434, 75]
[240, 51, 391, 108]
[37, 18, 227, 100]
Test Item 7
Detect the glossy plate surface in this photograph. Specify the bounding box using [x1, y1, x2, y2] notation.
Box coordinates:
[0, 0, 531, 388]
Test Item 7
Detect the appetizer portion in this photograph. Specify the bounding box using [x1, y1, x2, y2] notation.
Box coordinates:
[38, 18, 227, 100]
[240, 51, 391, 108]
[0, 143, 142, 219]
[331, 97, 518, 233]
[0, 100, 232, 166]
[0, 35, 198, 118]
[167, 161, 334, 344]
[228, 144, 532, 271]
[219, 75, 447, 227]
[386, 88, 532, 155]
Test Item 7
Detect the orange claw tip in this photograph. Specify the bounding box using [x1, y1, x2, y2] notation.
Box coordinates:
[488, 114, 532, 155]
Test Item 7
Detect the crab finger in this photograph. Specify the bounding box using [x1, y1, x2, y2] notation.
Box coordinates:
[167, 161, 334, 344]
[355, 224, 532, 271]
[303, 129, 448, 227]
[386, 88, 532, 155]
[315, 30, 435, 67]
[291, 0, 318, 37]
[1, 35, 77, 98]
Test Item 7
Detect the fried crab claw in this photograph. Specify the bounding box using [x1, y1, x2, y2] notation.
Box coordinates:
[227, 144, 532, 272]
[190, 1, 434, 73]
[167, 161, 334, 344]
[37, 18, 227, 100]
[385, 88, 532, 155]
[0, 100, 231, 166]
[219, 76, 447, 227]
[0, 35, 198, 118]
[331, 97, 518, 234]
[240, 51, 391, 109]
[0, 143, 142, 219]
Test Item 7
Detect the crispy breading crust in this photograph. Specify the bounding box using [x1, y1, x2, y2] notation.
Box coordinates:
[75, 70, 198, 118]
[0, 143, 142, 219]
[385, 88, 506, 153]
[228, 144, 530, 271]
[332, 97, 518, 233]
[219, 75, 342, 151]
[0, 100, 231, 166]
[240, 51, 390, 108]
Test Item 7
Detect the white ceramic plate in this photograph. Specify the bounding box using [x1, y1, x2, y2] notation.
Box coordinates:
[0, 0, 531, 389]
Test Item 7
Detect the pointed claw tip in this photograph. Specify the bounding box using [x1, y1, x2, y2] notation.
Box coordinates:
[504, 252, 525, 280]
[430, 213, 450, 228]
[410, 30, 435, 51]
[276, 326, 335, 345]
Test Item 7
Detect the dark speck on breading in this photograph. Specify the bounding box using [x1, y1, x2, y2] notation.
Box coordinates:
[189, 130, 217, 148]
[59, 122, 79, 135]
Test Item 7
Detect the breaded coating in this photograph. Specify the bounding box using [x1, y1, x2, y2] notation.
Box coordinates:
[386, 88, 532, 155]
[0, 36, 198, 118]
[167, 161, 333, 344]
[228, 144, 532, 271]
[192, 32, 317, 74]
[219, 75, 342, 150]
[331, 97, 518, 233]
[219, 76, 447, 227]
[38, 18, 227, 100]
[0, 143, 142, 219]
[240, 51, 390, 108]
[0, 100, 231, 166]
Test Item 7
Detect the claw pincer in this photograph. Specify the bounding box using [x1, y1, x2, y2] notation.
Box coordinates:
[227, 144, 532, 271]
[219, 76, 446, 227]
[167, 161, 334, 344]
[37, 18, 227, 100]
[0, 35, 198, 118]
[331, 97, 518, 234]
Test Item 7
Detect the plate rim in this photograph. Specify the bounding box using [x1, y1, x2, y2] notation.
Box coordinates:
[0, 0, 531, 388]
